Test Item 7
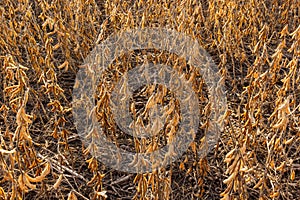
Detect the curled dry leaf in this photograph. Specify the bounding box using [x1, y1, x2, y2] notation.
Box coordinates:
[25, 162, 51, 183]
[18, 174, 28, 193]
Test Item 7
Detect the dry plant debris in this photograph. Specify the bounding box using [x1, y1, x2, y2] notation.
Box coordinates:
[0, 0, 299, 199]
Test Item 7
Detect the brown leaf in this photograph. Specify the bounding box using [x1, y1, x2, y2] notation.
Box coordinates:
[26, 163, 51, 183]
[67, 191, 78, 200]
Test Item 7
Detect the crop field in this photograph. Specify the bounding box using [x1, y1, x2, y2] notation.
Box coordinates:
[0, 0, 299, 199]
